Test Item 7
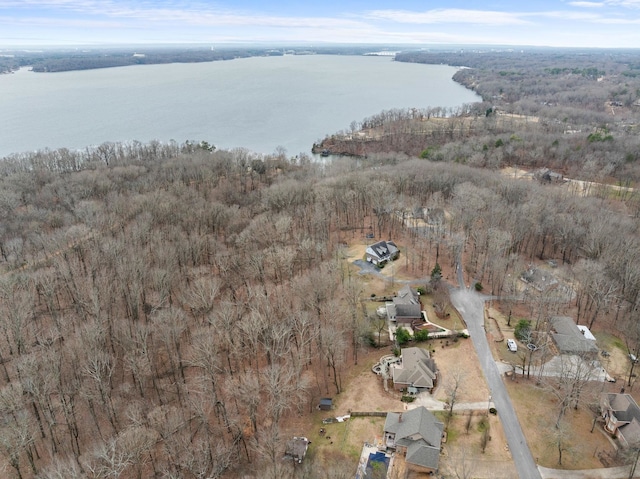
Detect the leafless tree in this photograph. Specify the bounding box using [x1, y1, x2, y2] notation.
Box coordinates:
[444, 368, 467, 429]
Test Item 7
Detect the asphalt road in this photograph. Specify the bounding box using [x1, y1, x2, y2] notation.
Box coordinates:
[450, 283, 542, 479]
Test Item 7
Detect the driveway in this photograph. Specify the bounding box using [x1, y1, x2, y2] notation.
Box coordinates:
[450, 285, 542, 479]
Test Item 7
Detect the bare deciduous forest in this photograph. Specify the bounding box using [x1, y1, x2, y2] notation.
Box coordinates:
[1, 49, 640, 478]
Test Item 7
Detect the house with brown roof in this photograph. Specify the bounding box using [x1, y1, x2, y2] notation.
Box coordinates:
[384, 406, 443, 474]
[391, 347, 438, 392]
[601, 393, 640, 448]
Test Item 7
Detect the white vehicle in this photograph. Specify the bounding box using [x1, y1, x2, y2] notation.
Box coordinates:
[507, 339, 518, 352]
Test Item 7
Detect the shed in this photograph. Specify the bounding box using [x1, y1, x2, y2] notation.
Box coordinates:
[319, 398, 333, 411]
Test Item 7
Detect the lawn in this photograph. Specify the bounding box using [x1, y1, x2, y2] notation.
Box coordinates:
[505, 379, 615, 469]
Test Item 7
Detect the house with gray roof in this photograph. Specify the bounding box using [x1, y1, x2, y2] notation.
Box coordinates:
[365, 240, 399, 266]
[535, 167, 564, 184]
[390, 304, 423, 326]
[601, 393, 640, 448]
[391, 347, 438, 392]
[284, 436, 310, 463]
[395, 285, 420, 305]
[384, 406, 443, 474]
[386, 285, 424, 328]
[550, 316, 598, 357]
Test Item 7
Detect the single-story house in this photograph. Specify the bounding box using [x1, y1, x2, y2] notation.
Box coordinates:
[391, 347, 438, 392]
[365, 240, 399, 265]
[521, 267, 558, 292]
[601, 393, 640, 448]
[285, 437, 310, 463]
[384, 406, 443, 474]
[550, 316, 598, 357]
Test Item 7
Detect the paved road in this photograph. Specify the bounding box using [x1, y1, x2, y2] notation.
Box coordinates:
[450, 283, 542, 479]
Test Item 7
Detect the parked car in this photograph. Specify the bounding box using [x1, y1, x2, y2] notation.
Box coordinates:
[507, 339, 518, 352]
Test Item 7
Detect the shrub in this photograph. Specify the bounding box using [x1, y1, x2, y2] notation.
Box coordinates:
[587, 132, 613, 142]
[363, 332, 376, 348]
[395, 327, 411, 346]
[477, 417, 489, 432]
[431, 263, 442, 281]
[420, 146, 439, 159]
[414, 330, 430, 342]
[514, 319, 531, 341]
[474, 282, 483, 291]
[401, 395, 416, 403]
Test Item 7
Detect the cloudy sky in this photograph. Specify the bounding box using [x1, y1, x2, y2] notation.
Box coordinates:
[2, 0, 640, 47]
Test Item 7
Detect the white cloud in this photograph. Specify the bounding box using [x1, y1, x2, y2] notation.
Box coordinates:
[0, 0, 369, 29]
[540, 8, 640, 22]
[569, 0, 640, 7]
[365, 8, 531, 26]
[606, 0, 640, 7]
[0, 15, 125, 28]
[568, 1, 605, 7]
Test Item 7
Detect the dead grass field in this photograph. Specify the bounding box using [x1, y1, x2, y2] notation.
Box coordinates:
[506, 379, 616, 469]
[439, 412, 516, 479]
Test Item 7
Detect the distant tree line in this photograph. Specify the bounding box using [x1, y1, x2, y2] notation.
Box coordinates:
[0, 45, 405, 74]
[319, 49, 640, 184]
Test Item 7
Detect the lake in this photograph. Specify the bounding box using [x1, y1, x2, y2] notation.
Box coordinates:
[0, 55, 480, 158]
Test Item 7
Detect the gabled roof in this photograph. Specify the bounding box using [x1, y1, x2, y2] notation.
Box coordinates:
[393, 360, 436, 389]
[406, 441, 441, 471]
[606, 393, 640, 423]
[392, 347, 437, 389]
[370, 241, 390, 258]
[384, 407, 443, 470]
[366, 241, 399, 261]
[394, 303, 422, 319]
[394, 285, 420, 305]
[285, 437, 310, 463]
[550, 316, 598, 355]
[603, 393, 640, 446]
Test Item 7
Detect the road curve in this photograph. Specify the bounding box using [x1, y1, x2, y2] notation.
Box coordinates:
[450, 286, 542, 479]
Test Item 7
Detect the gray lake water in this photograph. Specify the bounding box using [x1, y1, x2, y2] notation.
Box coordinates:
[0, 55, 480, 158]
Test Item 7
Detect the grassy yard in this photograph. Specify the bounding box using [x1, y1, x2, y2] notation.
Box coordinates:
[506, 379, 615, 469]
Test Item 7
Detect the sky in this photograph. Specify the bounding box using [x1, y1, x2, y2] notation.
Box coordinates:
[2, 0, 640, 48]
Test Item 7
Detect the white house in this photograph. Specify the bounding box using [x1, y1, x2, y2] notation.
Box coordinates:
[365, 240, 399, 265]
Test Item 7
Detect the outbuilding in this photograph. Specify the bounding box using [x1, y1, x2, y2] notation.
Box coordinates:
[318, 398, 333, 411]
